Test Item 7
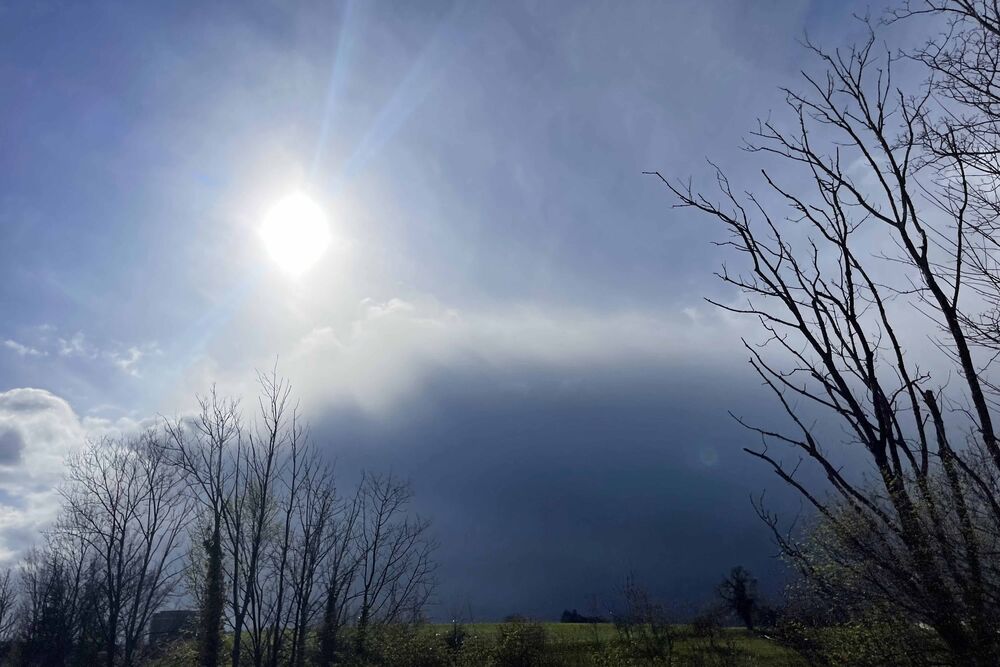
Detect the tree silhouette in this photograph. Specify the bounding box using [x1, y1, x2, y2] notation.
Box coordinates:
[718, 567, 758, 631]
[651, 1, 1000, 661]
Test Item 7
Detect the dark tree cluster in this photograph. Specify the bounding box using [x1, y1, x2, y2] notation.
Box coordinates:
[559, 609, 607, 624]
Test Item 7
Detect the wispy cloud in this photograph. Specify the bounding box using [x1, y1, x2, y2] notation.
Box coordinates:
[2, 339, 45, 357]
[107, 343, 161, 378]
[2, 327, 158, 377]
[57, 331, 96, 359]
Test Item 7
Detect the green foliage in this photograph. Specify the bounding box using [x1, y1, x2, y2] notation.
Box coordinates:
[360, 625, 452, 667]
[492, 618, 549, 666]
[690, 612, 724, 639]
[773, 612, 945, 667]
[444, 620, 467, 651]
[145, 638, 200, 667]
[680, 632, 764, 667]
[770, 540, 950, 666]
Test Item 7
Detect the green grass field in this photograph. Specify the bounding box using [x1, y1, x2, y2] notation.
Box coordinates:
[426, 623, 806, 666]
[150, 622, 808, 666]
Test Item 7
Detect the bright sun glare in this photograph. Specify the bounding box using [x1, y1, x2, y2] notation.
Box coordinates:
[259, 193, 331, 276]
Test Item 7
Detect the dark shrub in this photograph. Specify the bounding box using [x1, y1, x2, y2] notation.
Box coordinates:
[691, 611, 723, 639]
[493, 618, 548, 667]
[445, 620, 466, 651]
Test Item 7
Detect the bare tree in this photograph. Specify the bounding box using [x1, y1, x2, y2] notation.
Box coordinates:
[892, 2, 1000, 354]
[316, 482, 363, 667]
[0, 366, 440, 666]
[169, 372, 332, 667]
[260, 411, 309, 667]
[256, 396, 336, 667]
[16, 534, 101, 666]
[166, 374, 436, 665]
[611, 574, 676, 664]
[353, 473, 436, 654]
[164, 388, 242, 667]
[57, 432, 189, 666]
[231, 371, 296, 667]
[0, 569, 18, 657]
[647, 3, 1000, 662]
[284, 461, 338, 667]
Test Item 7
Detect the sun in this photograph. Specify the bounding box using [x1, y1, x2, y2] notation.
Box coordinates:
[259, 193, 331, 276]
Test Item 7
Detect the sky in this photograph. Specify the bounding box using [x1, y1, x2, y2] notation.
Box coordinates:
[0, 0, 921, 619]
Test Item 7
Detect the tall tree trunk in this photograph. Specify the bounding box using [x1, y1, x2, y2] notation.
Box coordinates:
[317, 586, 341, 667]
[200, 519, 225, 667]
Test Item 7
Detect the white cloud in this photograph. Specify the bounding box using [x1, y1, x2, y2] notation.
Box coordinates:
[0, 388, 86, 562]
[4, 327, 159, 377]
[57, 331, 96, 358]
[107, 342, 161, 378]
[160, 296, 751, 420]
[2, 339, 45, 357]
[253, 298, 750, 415]
[0, 389, 165, 564]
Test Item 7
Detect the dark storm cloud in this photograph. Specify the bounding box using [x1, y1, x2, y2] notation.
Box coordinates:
[311, 357, 811, 621]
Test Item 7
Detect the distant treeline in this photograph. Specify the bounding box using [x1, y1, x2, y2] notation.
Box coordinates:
[559, 609, 606, 624]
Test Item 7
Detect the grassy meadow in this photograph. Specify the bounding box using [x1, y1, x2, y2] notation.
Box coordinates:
[423, 622, 807, 666]
[148, 621, 808, 666]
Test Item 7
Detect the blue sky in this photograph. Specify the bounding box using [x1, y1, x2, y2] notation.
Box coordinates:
[0, 0, 910, 618]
